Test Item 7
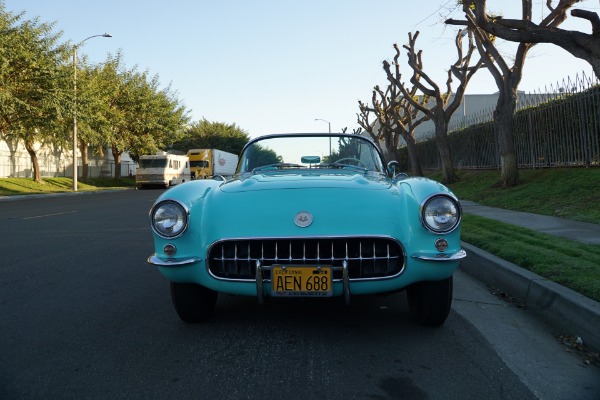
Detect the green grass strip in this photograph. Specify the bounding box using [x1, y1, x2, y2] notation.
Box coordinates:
[462, 214, 600, 302]
[428, 168, 600, 224]
[0, 177, 135, 196]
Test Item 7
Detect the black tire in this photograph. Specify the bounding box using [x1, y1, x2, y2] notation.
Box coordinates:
[170, 282, 218, 323]
[406, 276, 453, 327]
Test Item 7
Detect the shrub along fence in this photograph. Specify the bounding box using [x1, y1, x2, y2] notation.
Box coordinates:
[412, 71, 600, 170]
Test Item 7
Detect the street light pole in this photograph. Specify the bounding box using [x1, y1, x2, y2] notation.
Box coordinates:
[314, 118, 331, 156]
[73, 33, 112, 191]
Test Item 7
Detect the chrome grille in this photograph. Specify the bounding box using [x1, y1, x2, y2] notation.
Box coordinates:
[207, 237, 404, 281]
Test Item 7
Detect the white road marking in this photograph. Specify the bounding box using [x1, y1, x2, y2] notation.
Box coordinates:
[22, 211, 78, 220]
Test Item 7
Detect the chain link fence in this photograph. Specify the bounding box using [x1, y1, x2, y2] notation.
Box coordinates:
[0, 149, 136, 179]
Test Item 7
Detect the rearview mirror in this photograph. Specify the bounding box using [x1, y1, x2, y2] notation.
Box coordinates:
[301, 156, 321, 164]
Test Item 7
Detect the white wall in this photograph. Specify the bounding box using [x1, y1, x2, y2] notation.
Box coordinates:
[0, 139, 136, 178]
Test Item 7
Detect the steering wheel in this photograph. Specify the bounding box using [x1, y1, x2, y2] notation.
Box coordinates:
[333, 157, 368, 168]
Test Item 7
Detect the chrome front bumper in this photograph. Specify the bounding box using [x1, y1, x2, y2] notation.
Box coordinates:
[147, 256, 201, 266]
[411, 249, 467, 261]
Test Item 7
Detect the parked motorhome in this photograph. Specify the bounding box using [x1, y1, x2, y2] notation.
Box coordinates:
[187, 149, 238, 180]
[136, 152, 191, 189]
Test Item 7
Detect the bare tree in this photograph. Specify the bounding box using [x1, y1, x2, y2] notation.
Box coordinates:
[446, 0, 580, 187]
[356, 101, 378, 144]
[458, 0, 599, 77]
[358, 96, 406, 167]
[370, 81, 430, 176]
[383, 31, 482, 183]
[340, 127, 363, 135]
[358, 91, 401, 169]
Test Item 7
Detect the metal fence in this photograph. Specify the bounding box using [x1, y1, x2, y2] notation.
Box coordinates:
[413, 71, 600, 169]
[0, 150, 136, 179]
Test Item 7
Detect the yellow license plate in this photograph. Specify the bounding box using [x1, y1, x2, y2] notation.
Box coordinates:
[271, 265, 332, 297]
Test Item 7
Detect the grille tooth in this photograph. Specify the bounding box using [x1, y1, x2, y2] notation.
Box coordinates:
[317, 241, 320, 263]
[208, 238, 404, 281]
[303, 241, 306, 263]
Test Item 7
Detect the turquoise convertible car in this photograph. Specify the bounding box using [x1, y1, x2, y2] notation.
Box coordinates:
[148, 133, 466, 326]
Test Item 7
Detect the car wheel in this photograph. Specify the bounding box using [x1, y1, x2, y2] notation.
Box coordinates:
[406, 276, 453, 327]
[170, 282, 218, 323]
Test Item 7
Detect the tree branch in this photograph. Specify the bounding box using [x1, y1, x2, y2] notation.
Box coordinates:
[572, 9, 600, 36]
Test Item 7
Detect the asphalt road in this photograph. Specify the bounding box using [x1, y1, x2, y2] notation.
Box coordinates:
[0, 190, 598, 399]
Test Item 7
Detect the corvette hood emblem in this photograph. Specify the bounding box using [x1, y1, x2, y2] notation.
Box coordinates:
[294, 211, 313, 228]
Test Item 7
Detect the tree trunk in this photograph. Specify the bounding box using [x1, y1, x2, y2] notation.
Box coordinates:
[9, 149, 17, 177]
[51, 143, 65, 178]
[434, 119, 458, 183]
[79, 141, 89, 180]
[24, 139, 41, 183]
[111, 146, 122, 179]
[383, 138, 398, 164]
[403, 134, 423, 176]
[375, 136, 388, 161]
[5, 138, 18, 177]
[494, 92, 519, 187]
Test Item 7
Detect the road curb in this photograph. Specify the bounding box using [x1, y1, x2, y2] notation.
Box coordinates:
[460, 241, 600, 352]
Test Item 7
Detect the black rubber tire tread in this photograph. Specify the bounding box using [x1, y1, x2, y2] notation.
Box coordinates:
[406, 276, 453, 327]
[170, 282, 218, 323]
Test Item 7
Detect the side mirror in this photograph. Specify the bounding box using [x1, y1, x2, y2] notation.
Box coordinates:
[387, 161, 399, 176]
[387, 161, 408, 180]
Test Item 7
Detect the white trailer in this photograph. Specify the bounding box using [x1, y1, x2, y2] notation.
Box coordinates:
[136, 152, 191, 189]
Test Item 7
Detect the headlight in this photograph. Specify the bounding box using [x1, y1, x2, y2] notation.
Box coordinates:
[150, 200, 189, 238]
[421, 195, 461, 233]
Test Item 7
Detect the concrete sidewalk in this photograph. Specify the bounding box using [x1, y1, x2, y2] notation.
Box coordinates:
[461, 200, 600, 244]
[459, 200, 600, 352]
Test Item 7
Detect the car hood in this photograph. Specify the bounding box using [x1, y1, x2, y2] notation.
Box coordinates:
[190, 172, 416, 243]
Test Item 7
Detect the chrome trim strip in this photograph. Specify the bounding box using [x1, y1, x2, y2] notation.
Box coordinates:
[411, 249, 467, 261]
[147, 255, 201, 266]
[342, 260, 350, 305]
[255, 260, 264, 304]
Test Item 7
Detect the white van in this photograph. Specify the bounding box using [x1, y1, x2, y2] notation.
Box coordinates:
[136, 152, 191, 189]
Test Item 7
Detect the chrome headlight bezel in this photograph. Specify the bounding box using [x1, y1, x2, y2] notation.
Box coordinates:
[150, 199, 189, 239]
[420, 194, 461, 234]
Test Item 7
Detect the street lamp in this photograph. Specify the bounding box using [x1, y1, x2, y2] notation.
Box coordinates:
[314, 118, 332, 156]
[73, 33, 112, 191]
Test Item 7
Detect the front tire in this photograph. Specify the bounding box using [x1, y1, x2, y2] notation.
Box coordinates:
[406, 276, 453, 327]
[170, 282, 218, 323]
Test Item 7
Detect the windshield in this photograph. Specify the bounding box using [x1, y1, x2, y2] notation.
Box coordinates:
[190, 160, 209, 168]
[237, 134, 385, 174]
[139, 158, 168, 168]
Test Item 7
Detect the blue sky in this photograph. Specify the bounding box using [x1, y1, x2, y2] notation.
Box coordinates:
[6, 0, 598, 137]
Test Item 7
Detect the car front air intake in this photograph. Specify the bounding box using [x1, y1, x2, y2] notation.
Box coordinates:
[207, 237, 405, 281]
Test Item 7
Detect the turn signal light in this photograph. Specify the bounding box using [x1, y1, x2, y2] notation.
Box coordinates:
[164, 244, 177, 256]
[435, 238, 449, 252]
